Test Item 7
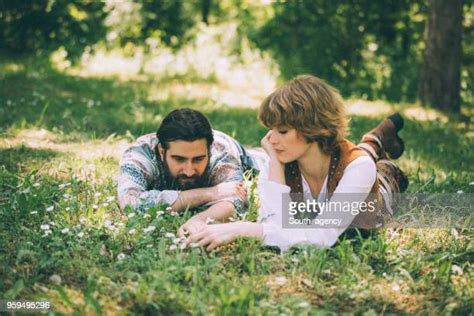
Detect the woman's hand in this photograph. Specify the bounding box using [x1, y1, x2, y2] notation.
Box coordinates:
[261, 130, 278, 158]
[187, 222, 263, 251]
[186, 223, 241, 251]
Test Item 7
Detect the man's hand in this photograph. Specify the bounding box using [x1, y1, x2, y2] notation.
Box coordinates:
[178, 217, 207, 237]
[212, 181, 247, 201]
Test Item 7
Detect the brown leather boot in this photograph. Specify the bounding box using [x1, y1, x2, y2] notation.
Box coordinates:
[362, 113, 405, 159]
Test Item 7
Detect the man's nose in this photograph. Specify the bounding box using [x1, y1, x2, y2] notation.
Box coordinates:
[183, 162, 196, 177]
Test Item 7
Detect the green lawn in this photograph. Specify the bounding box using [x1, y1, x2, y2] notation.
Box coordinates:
[0, 57, 473, 315]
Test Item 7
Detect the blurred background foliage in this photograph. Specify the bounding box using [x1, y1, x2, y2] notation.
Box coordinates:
[0, 0, 472, 111]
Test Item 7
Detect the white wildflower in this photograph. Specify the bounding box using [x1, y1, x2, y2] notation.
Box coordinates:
[106, 196, 115, 202]
[46, 206, 54, 212]
[65, 207, 70, 211]
[165, 232, 175, 238]
[169, 244, 177, 251]
[143, 214, 151, 219]
[42, 230, 52, 237]
[33, 182, 41, 188]
[274, 276, 287, 285]
[456, 190, 464, 194]
[452, 265, 463, 275]
[117, 253, 126, 261]
[63, 193, 70, 199]
[170, 211, 178, 216]
[94, 192, 101, 197]
[92, 204, 99, 209]
[143, 225, 156, 233]
[79, 216, 87, 224]
[127, 212, 136, 218]
[166, 206, 173, 212]
[391, 283, 401, 292]
[469, 182, 474, 186]
[128, 229, 137, 235]
[49, 274, 62, 285]
[298, 301, 310, 308]
[173, 238, 181, 245]
[61, 228, 70, 234]
[146, 244, 153, 248]
[156, 211, 164, 217]
[77, 232, 84, 238]
[30, 211, 38, 215]
[40, 224, 50, 230]
[102, 202, 109, 207]
[179, 243, 187, 250]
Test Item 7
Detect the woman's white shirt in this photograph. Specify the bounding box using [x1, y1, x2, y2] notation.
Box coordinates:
[257, 155, 376, 252]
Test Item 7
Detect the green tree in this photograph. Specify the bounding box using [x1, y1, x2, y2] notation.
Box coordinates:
[0, 0, 107, 59]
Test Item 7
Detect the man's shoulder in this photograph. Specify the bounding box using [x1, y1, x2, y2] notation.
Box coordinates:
[210, 129, 240, 158]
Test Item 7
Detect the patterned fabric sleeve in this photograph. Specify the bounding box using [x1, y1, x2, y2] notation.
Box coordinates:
[207, 150, 246, 215]
[116, 138, 179, 212]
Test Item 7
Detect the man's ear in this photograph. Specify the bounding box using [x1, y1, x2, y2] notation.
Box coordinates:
[158, 144, 165, 160]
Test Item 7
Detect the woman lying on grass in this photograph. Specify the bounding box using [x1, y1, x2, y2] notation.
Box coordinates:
[185, 75, 409, 252]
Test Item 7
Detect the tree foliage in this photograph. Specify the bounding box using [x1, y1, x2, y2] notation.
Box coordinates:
[0, 0, 107, 59]
[250, 0, 427, 102]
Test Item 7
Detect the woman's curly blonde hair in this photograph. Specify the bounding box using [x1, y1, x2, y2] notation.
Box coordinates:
[258, 74, 349, 155]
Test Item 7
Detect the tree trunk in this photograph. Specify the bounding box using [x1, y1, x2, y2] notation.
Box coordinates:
[418, 0, 463, 113]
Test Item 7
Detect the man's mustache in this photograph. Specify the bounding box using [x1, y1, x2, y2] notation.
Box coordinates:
[175, 174, 200, 181]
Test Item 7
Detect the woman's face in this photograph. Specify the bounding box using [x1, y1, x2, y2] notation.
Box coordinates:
[268, 127, 311, 163]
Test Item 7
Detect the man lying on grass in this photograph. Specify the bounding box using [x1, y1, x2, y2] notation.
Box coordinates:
[117, 108, 265, 236]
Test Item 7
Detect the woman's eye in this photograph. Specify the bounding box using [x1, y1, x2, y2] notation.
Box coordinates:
[278, 130, 288, 134]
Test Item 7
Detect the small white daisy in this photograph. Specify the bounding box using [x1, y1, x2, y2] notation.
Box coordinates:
[30, 211, 38, 215]
[166, 206, 173, 212]
[143, 225, 156, 233]
[117, 253, 126, 260]
[33, 182, 41, 188]
[128, 212, 136, 218]
[61, 228, 70, 234]
[49, 274, 62, 285]
[106, 196, 115, 202]
[46, 206, 54, 212]
[40, 224, 50, 230]
[77, 232, 84, 238]
[165, 232, 175, 238]
[143, 214, 151, 219]
[169, 244, 178, 251]
[128, 229, 137, 234]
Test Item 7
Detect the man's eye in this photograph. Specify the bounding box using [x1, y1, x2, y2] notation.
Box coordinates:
[278, 130, 288, 134]
[174, 157, 186, 162]
[193, 157, 205, 163]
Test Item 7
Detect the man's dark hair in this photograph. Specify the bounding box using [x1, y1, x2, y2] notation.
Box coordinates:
[157, 108, 214, 149]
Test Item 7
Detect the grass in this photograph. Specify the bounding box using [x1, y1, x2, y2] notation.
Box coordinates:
[0, 56, 473, 315]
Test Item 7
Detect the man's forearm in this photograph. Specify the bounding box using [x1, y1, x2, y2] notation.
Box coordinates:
[171, 187, 215, 212]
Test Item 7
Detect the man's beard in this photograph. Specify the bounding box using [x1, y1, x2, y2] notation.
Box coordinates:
[162, 156, 209, 190]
